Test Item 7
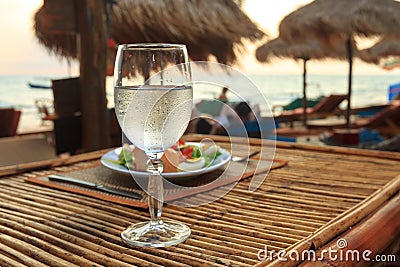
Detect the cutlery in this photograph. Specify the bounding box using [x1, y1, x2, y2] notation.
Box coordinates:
[48, 174, 143, 199]
[231, 151, 260, 162]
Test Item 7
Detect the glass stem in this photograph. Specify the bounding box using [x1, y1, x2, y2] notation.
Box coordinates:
[147, 156, 164, 226]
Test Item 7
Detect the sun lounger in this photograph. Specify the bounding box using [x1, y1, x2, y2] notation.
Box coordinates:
[225, 117, 296, 141]
[354, 100, 400, 137]
[350, 103, 390, 118]
[276, 94, 347, 126]
[320, 101, 400, 146]
[226, 117, 275, 138]
[272, 96, 324, 114]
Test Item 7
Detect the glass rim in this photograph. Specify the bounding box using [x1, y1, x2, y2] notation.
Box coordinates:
[118, 43, 187, 50]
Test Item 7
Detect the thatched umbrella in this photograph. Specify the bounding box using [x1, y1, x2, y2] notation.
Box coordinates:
[256, 37, 352, 125]
[279, 0, 400, 48]
[359, 36, 400, 65]
[33, 0, 265, 152]
[278, 0, 400, 128]
[34, 0, 265, 66]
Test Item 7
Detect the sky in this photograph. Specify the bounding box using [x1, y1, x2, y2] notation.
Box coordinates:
[0, 0, 397, 76]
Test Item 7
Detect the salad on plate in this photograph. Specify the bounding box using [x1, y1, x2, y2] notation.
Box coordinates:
[105, 140, 224, 173]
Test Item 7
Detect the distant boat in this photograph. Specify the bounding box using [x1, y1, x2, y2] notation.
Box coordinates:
[28, 82, 52, 89]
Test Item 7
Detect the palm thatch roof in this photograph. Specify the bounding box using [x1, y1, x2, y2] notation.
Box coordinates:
[256, 37, 355, 125]
[34, 6, 78, 60]
[279, 0, 400, 49]
[359, 37, 400, 64]
[255, 38, 353, 62]
[34, 0, 265, 65]
[276, 0, 400, 128]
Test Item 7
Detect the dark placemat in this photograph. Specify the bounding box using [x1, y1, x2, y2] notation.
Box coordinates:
[26, 158, 287, 209]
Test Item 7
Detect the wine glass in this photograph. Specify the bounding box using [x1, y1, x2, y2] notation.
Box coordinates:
[113, 43, 193, 247]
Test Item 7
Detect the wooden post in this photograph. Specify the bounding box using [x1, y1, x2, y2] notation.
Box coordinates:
[76, 0, 110, 152]
[302, 58, 308, 127]
[346, 37, 353, 129]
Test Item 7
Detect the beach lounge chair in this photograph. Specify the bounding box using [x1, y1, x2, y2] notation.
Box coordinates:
[276, 94, 347, 126]
[272, 96, 324, 114]
[0, 108, 21, 137]
[226, 117, 296, 141]
[320, 101, 400, 147]
[226, 118, 274, 138]
[354, 100, 400, 137]
[350, 103, 390, 118]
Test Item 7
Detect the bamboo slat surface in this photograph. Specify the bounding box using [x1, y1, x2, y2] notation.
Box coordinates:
[0, 135, 399, 266]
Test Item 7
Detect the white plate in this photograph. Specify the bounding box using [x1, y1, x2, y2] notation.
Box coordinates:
[100, 142, 231, 179]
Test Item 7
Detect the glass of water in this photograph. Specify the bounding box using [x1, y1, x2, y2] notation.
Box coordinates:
[113, 44, 193, 247]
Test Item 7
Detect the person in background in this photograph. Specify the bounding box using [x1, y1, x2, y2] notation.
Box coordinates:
[185, 101, 215, 134]
[218, 87, 229, 102]
[186, 101, 261, 136]
[235, 102, 255, 123]
[218, 101, 260, 124]
[222, 101, 261, 137]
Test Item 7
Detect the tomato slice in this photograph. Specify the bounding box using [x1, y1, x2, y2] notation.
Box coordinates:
[181, 146, 194, 158]
[178, 139, 185, 145]
[171, 140, 185, 150]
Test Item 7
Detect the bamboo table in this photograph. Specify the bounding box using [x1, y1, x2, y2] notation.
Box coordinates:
[0, 134, 399, 267]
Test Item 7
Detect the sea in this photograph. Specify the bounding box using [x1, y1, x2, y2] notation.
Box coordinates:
[1, 74, 399, 132]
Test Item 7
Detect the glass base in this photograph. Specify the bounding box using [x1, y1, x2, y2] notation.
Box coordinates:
[121, 220, 191, 247]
